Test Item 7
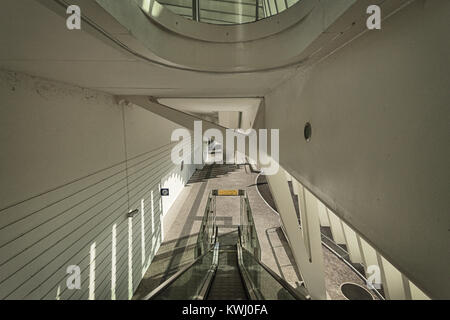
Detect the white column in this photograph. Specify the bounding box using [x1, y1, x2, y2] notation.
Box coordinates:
[402, 275, 412, 300]
[265, 166, 326, 300]
[409, 281, 430, 300]
[284, 171, 292, 182]
[295, 180, 311, 261]
[341, 221, 363, 264]
[317, 201, 330, 227]
[358, 237, 380, 278]
[327, 209, 346, 244]
[378, 255, 407, 300]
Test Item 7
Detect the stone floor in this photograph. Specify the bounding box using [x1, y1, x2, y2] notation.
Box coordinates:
[256, 174, 379, 300]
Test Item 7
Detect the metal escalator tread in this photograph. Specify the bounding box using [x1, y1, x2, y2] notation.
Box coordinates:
[207, 246, 247, 300]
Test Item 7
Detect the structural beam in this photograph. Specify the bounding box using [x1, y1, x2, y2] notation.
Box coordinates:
[265, 165, 326, 300]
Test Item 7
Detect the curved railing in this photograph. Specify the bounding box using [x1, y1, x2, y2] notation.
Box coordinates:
[155, 0, 302, 25]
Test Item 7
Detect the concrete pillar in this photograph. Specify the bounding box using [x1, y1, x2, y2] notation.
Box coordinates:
[317, 201, 330, 227]
[402, 275, 413, 300]
[409, 281, 430, 300]
[295, 180, 311, 261]
[265, 166, 326, 300]
[341, 221, 363, 264]
[327, 209, 346, 245]
[358, 237, 380, 279]
[378, 255, 407, 300]
[284, 171, 292, 182]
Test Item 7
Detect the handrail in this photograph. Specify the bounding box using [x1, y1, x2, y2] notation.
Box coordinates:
[240, 192, 261, 259]
[237, 192, 310, 300]
[145, 189, 310, 300]
[242, 244, 310, 300]
[237, 226, 310, 300]
[143, 246, 215, 300]
[146, 207, 219, 300]
[196, 192, 217, 257]
[194, 241, 220, 299]
[237, 228, 261, 300]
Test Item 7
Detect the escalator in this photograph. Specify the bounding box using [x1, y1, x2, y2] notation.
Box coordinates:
[143, 190, 310, 300]
[207, 234, 248, 300]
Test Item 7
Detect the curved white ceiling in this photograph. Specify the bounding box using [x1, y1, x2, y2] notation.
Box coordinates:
[94, 0, 358, 72]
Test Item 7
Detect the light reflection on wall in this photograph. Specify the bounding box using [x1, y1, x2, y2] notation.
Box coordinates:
[89, 242, 96, 300]
[150, 190, 155, 258]
[111, 224, 117, 300]
[140, 199, 146, 277]
[127, 216, 133, 299]
[56, 285, 61, 300]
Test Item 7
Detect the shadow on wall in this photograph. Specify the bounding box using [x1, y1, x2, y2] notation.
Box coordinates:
[0, 140, 199, 300]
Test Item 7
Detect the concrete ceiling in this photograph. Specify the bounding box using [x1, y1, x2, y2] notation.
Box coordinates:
[158, 98, 261, 128]
[0, 0, 296, 98]
[158, 98, 261, 113]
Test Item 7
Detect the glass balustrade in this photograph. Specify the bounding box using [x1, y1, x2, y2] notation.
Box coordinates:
[196, 192, 217, 258]
[151, 249, 216, 299]
[239, 247, 303, 300]
[240, 194, 261, 259]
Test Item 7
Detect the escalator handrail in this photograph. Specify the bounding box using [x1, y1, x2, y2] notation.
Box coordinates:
[143, 248, 213, 300]
[236, 242, 263, 300]
[194, 241, 220, 300]
[237, 227, 310, 300]
[144, 226, 219, 300]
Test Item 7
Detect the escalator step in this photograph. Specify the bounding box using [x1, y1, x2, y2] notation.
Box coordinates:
[207, 248, 247, 300]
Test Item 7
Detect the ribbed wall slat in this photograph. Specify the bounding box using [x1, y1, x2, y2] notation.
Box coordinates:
[0, 70, 198, 300]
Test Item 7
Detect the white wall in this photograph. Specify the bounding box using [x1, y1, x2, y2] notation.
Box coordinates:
[218, 111, 239, 129]
[263, 0, 450, 299]
[0, 69, 196, 299]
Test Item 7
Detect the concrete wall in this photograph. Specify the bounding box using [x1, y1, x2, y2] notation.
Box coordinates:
[263, 0, 450, 299]
[0, 69, 197, 299]
[218, 111, 240, 129]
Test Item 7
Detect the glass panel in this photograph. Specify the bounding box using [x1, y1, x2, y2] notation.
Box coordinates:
[240, 248, 297, 300]
[199, 0, 259, 24]
[152, 0, 302, 25]
[196, 194, 216, 257]
[157, 0, 194, 21]
[240, 195, 261, 259]
[152, 250, 214, 299]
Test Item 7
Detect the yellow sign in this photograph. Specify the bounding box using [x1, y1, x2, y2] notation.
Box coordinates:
[217, 190, 239, 196]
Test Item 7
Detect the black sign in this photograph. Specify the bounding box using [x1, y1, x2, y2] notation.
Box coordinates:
[160, 188, 169, 197]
